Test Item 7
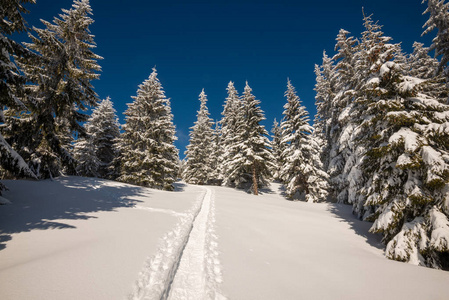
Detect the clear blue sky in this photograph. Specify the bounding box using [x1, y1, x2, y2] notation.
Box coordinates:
[22, 0, 433, 158]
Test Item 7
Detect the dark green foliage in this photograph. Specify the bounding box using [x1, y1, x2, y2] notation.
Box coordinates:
[8, 0, 102, 178]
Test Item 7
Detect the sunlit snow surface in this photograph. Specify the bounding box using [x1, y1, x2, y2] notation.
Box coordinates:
[1, 177, 449, 300]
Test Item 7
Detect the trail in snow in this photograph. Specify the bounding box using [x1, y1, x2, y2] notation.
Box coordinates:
[134, 205, 187, 217]
[167, 188, 225, 300]
[128, 186, 226, 300]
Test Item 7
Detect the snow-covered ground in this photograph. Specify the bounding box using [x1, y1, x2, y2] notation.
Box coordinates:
[0, 177, 201, 300]
[1, 177, 449, 300]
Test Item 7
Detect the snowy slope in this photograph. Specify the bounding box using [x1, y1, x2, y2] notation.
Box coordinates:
[1, 178, 449, 300]
[0, 177, 201, 300]
[215, 183, 449, 300]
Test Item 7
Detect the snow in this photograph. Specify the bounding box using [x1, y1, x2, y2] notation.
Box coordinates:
[415, 121, 449, 135]
[386, 217, 428, 266]
[388, 127, 420, 152]
[214, 182, 449, 299]
[0, 177, 199, 300]
[1, 177, 449, 300]
[167, 187, 225, 300]
[434, 112, 449, 122]
[338, 104, 353, 122]
[366, 77, 380, 86]
[379, 61, 396, 78]
[371, 202, 395, 232]
[396, 153, 413, 167]
[411, 96, 447, 110]
[398, 76, 424, 93]
[421, 145, 446, 183]
[429, 207, 449, 251]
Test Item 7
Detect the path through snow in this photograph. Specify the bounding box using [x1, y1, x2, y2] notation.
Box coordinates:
[129, 186, 226, 300]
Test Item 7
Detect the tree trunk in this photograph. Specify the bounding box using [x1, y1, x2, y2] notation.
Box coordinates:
[252, 162, 258, 195]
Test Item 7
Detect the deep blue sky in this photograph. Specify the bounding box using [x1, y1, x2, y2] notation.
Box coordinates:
[22, 0, 433, 158]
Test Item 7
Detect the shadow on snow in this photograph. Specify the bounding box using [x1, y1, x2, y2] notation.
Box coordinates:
[327, 203, 384, 250]
[0, 176, 149, 252]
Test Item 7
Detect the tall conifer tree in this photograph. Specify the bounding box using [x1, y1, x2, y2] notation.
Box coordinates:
[281, 80, 327, 201]
[343, 13, 402, 216]
[11, 0, 102, 178]
[357, 59, 449, 269]
[270, 119, 284, 182]
[220, 81, 242, 184]
[183, 89, 214, 185]
[73, 97, 120, 178]
[407, 42, 439, 79]
[0, 0, 37, 191]
[209, 122, 223, 185]
[422, 0, 449, 78]
[118, 68, 178, 190]
[325, 29, 359, 203]
[224, 82, 273, 194]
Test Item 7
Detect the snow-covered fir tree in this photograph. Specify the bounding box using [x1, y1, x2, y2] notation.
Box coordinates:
[73, 97, 120, 178]
[407, 42, 440, 79]
[0, 0, 37, 191]
[319, 12, 449, 268]
[209, 121, 223, 185]
[270, 119, 284, 182]
[343, 12, 403, 216]
[118, 68, 179, 190]
[354, 58, 449, 269]
[313, 52, 336, 170]
[422, 0, 449, 78]
[324, 30, 359, 203]
[0, 0, 33, 118]
[183, 89, 215, 185]
[224, 82, 273, 195]
[305, 132, 330, 203]
[281, 80, 328, 201]
[313, 63, 329, 162]
[219, 81, 243, 184]
[73, 134, 99, 177]
[177, 158, 185, 180]
[9, 0, 102, 179]
[90, 97, 120, 178]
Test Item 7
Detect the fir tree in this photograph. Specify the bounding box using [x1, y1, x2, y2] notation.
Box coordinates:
[209, 121, 223, 185]
[281, 80, 327, 201]
[11, 0, 102, 178]
[90, 97, 120, 178]
[408, 42, 440, 79]
[220, 81, 242, 184]
[0, 0, 37, 192]
[313, 51, 336, 170]
[357, 59, 449, 269]
[305, 131, 330, 203]
[73, 97, 120, 178]
[118, 68, 179, 190]
[422, 0, 449, 77]
[270, 119, 284, 182]
[345, 12, 402, 216]
[326, 29, 359, 203]
[224, 82, 273, 194]
[0, 0, 34, 113]
[73, 134, 99, 177]
[183, 89, 214, 185]
[313, 63, 329, 164]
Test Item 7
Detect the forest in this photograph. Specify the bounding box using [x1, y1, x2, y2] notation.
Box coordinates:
[1, 0, 449, 270]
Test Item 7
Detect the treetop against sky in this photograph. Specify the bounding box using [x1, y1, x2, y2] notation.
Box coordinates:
[21, 0, 433, 156]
